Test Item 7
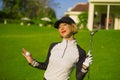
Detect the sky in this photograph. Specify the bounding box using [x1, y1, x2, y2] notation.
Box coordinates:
[0, 0, 88, 19]
[0, 0, 2, 10]
[49, 0, 88, 19]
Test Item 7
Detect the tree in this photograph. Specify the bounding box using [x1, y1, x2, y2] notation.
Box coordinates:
[78, 12, 88, 29]
[1, 0, 56, 19]
[48, 0, 60, 18]
[2, 0, 22, 19]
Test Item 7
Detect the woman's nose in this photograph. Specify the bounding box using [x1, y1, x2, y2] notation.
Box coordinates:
[60, 26, 65, 30]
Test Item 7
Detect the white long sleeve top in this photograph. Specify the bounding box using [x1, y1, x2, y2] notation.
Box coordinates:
[44, 39, 79, 80]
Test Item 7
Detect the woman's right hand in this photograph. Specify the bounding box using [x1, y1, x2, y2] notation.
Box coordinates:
[22, 48, 33, 64]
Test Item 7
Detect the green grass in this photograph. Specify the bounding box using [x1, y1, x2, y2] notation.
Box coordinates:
[0, 23, 120, 80]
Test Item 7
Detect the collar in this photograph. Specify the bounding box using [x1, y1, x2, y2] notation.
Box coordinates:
[61, 39, 77, 46]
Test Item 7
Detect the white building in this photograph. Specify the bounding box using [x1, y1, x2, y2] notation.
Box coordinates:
[65, 3, 88, 24]
[88, 0, 120, 30]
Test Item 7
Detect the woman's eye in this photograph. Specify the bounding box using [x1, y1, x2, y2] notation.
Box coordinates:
[63, 23, 67, 26]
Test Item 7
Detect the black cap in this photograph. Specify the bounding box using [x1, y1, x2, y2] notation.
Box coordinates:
[54, 16, 75, 28]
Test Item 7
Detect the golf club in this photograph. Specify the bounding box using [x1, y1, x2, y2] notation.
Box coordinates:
[88, 29, 98, 80]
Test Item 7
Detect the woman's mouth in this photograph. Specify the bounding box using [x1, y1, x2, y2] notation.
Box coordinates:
[61, 30, 66, 34]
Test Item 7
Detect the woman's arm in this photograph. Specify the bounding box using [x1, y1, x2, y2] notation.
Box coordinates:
[22, 47, 50, 70]
[76, 48, 87, 80]
[76, 46, 92, 80]
[22, 43, 58, 70]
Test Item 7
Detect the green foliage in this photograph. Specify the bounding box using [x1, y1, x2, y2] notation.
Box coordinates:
[78, 12, 88, 29]
[0, 24, 120, 80]
[1, 0, 56, 20]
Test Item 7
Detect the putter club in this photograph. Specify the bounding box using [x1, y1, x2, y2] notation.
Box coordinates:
[88, 29, 98, 80]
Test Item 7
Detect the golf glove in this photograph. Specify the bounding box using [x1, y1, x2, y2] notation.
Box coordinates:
[83, 51, 93, 67]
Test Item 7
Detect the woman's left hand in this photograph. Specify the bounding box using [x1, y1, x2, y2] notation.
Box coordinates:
[83, 51, 92, 69]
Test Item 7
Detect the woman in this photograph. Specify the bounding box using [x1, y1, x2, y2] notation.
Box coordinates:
[22, 16, 92, 80]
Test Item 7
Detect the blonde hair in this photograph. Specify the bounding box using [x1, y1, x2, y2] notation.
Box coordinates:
[71, 23, 78, 35]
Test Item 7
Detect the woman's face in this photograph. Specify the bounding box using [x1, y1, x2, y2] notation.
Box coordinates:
[58, 23, 73, 38]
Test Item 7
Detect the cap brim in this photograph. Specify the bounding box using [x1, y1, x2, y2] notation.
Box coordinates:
[54, 20, 71, 29]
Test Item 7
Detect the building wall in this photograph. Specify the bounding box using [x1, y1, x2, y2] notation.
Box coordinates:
[114, 17, 120, 30]
[65, 11, 82, 23]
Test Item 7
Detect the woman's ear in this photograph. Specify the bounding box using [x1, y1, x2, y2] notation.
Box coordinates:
[71, 24, 78, 34]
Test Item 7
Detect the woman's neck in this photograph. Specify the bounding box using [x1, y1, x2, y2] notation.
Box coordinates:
[63, 35, 75, 41]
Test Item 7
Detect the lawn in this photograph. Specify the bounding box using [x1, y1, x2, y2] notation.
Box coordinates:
[0, 23, 120, 80]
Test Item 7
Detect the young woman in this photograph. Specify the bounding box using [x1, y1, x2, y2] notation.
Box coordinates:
[22, 16, 92, 80]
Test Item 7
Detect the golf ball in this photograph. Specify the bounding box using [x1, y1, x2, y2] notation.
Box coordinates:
[26, 52, 31, 56]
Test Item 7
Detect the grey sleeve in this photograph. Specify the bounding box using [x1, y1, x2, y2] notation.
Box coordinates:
[29, 42, 58, 70]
